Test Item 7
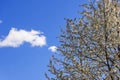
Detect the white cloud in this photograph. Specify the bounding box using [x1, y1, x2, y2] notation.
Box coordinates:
[0, 28, 46, 47]
[48, 46, 57, 52]
[0, 20, 3, 24]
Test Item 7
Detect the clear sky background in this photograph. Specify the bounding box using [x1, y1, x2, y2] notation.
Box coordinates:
[0, 0, 86, 80]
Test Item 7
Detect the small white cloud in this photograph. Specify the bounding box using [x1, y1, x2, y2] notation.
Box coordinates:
[0, 20, 3, 24]
[48, 46, 57, 52]
[0, 28, 46, 48]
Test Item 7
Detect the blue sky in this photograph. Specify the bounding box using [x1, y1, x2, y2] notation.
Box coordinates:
[0, 0, 85, 80]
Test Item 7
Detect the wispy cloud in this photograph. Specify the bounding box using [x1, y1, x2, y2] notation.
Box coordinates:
[0, 20, 3, 24]
[0, 28, 46, 47]
[48, 46, 57, 52]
